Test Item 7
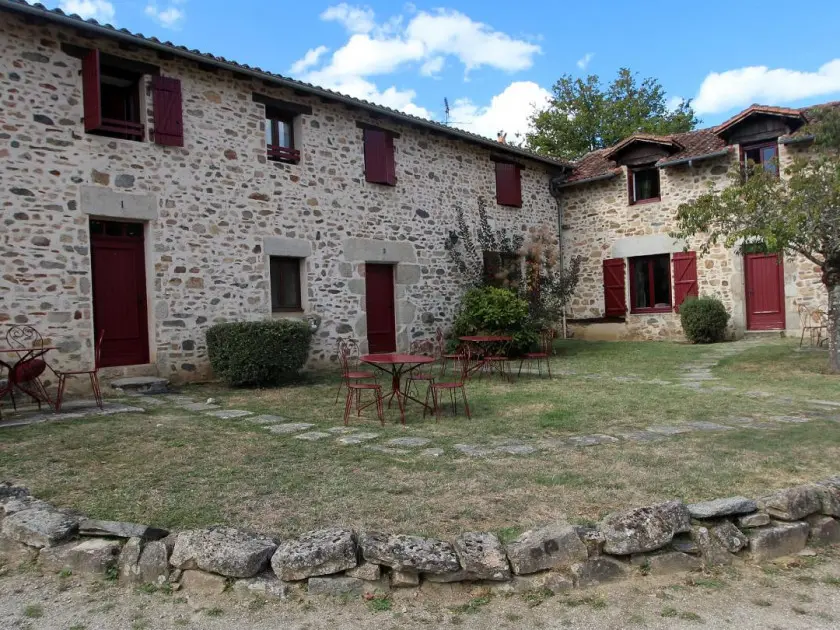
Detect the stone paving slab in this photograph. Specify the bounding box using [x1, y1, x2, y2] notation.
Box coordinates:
[294, 432, 331, 441]
[453, 444, 494, 457]
[326, 426, 358, 434]
[614, 430, 665, 443]
[647, 425, 695, 435]
[268, 423, 315, 434]
[182, 402, 221, 412]
[493, 444, 537, 455]
[768, 415, 811, 424]
[385, 437, 431, 448]
[567, 434, 620, 447]
[683, 421, 734, 432]
[337, 432, 380, 445]
[419, 448, 445, 457]
[364, 445, 409, 455]
[807, 399, 840, 408]
[204, 409, 252, 419]
[246, 414, 287, 424]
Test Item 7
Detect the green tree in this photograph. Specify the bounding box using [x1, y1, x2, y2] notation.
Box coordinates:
[673, 107, 840, 372]
[526, 68, 698, 160]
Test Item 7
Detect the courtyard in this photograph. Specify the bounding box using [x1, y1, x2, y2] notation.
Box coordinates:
[1, 339, 839, 540]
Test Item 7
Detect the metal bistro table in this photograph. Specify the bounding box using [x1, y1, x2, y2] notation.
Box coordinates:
[458, 335, 513, 381]
[360, 353, 435, 425]
[0, 345, 57, 413]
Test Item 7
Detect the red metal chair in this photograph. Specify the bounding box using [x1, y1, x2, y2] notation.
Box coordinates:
[481, 340, 512, 382]
[55, 329, 105, 412]
[4, 325, 53, 412]
[435, 328, 462, 377]
[518, 329, 556, 378]
[403, 339, 436, 398]
[427, 345, 471, 422]
[343, 382, 385, 426]
[334, 338, 377, 404]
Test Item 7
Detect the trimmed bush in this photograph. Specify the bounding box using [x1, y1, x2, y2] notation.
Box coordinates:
[451, 286, 537, 355]
[206, 320, 313, 386]
[680, 296, 730, 344]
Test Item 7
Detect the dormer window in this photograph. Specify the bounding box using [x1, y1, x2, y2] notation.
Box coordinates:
[742, 141, 779, 178]
[629, 166, 660, 204]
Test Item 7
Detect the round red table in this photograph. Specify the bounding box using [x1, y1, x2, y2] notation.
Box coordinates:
[360, 353, 435, 424]
[458, 335, 513, 380]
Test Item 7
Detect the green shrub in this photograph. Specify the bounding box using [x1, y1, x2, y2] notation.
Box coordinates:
[206, 320, 313, 386]
[680, 296, 730, 344]
[452, 286, 537, 355]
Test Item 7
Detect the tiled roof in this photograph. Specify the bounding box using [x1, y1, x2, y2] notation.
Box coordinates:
[562, 102, 835, 185]
[0, 0, 571, 170]
[603, 133, 683, 159]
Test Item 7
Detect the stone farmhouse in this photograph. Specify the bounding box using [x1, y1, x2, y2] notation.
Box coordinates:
[555, 105, 827, 341]
[0, 0, 568, 380]
[0, 0, 829, 383]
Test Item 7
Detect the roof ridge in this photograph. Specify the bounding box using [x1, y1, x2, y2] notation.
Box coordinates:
[0, 0, 570, 168]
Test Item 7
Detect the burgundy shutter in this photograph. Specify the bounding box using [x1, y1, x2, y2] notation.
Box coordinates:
[383, 133, 396, 185]
[627, 168, 634, 203]
[152, 76, 184, 147]
[672, 251, 699, 311]
[82, 49, 102, 132]
[364, 128, 390, 184]
[603, 258, 626, 316]
[495, 162, 522, 207]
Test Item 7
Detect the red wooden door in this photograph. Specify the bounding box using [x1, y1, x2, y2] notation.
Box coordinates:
[745, 253, 785, 330]
[364, 263, 396, 353]
[90, 220, 150, 367]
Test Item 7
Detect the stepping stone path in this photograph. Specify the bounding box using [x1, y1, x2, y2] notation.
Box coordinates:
[337, 433, 380, 445]
[364, 445, 409, 455]
[614, 430, 665, 443]
[247, 415, 287, 424]
[567, 434, 619, 447]
[453, 444, 494, 457]
[182, 402, 220, 412]
[494, 444, 537, 455]
[268, 423, 315, 434]
[205, 409, 252, 419]
[294, 432, 331, 441]
[385, 437, 431, 448]
[326, 427, 358, 434]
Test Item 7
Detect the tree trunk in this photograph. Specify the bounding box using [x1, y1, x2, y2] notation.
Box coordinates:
[828, 278, 840, 373]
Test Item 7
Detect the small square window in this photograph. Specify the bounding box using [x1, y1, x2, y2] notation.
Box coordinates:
[482, 251, 521, 288]
[266, 107, 299, 163]
[630, 167, 660, 204]
[742, 142, 779, 178]
[269, 256, 303, 311]
[630, 254, 671, 312]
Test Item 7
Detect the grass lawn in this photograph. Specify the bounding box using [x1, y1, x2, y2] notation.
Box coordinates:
[1, 339, 838, 539]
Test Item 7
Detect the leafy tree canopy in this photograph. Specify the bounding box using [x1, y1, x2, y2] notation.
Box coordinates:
[526, 68, 698, 160]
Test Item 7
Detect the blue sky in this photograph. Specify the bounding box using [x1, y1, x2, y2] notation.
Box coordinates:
[53, 0, 840, 141]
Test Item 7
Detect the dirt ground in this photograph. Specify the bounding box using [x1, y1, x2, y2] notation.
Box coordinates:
[2, 548, 840, 630]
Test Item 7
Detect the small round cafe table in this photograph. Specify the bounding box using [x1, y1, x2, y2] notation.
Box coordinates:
[458, 335, 513, 380]
[360, 353, 435, 424]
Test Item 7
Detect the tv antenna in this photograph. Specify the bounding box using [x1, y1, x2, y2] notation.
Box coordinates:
[442, 97, 468, 126]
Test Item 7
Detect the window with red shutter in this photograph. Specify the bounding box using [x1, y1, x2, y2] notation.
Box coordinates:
[152, 76, 184, 147]
[603, 258, 627, 317]
[495, 162, 522, 207]
[672, 251, 699, 311]
[364, 128, 396, 185]
[82, 49, 144, 141]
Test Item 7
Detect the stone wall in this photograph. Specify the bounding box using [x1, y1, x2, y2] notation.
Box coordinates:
[2, 478, 838, 601]
[0, 15, 559, 380]
[559, 143, 826, 340]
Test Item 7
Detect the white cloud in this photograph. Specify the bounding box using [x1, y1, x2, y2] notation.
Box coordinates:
[449, 81, 551, 140]
[289, 46, 330, 75]
[320, 3, 376, 34]
[59, 0, 114, 23]
[419, 56, 444, 77]
[144, 3, 185, 28]
[666, 95, 684, 111]
[296, 4, 542, 117]
[694, 59, 840, 114]
[576, 52, 594, 70]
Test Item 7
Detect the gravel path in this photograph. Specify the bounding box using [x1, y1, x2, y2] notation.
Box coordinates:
[2, 549, 840, 629]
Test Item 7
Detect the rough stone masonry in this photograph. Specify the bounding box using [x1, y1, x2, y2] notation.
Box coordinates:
[1, 478, 839, 602]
